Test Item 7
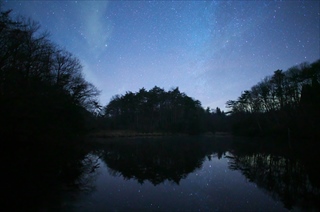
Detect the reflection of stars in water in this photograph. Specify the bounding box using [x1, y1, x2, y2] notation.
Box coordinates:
[63, 149, 289, 211]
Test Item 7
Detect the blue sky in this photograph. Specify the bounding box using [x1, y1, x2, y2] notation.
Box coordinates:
[4, 1, 319, 110]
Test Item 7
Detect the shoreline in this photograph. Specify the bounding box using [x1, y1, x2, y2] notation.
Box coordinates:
[88, 130, 175, 138]
[88, 130, 232, 139]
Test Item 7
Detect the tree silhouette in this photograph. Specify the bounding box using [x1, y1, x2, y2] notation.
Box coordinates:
[0, 7, 101, 210]
[226, 59, 320, 139]
[103, 86, 213, 134]
[0, 9, 100, 141]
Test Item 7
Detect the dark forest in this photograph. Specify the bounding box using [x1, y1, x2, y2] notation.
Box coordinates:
[226, 60, 320, 139]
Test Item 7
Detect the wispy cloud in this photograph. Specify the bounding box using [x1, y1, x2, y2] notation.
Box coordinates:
[77, 1, 113, 59]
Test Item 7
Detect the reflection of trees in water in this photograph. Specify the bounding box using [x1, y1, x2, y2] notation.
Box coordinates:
[227, 150, 320, 210]
[69, 153, 100, 191]
[4, 140, 99, 211]
[100, 137, 228, 185]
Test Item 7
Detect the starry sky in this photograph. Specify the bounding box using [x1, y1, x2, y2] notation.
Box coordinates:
[4, 1, 320, 110]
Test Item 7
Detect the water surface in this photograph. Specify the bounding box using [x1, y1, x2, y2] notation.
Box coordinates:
[60, 136, 320, 211]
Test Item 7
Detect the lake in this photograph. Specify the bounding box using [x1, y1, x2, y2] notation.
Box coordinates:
[52, 135, 320, 211]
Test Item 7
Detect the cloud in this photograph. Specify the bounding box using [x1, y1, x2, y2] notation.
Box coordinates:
[77, 1, 113, 58]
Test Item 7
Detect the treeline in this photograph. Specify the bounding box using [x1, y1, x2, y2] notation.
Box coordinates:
[0, 9, 100, 142]
[3, 6, 319, 142]
[1, 7, 101, 209]
[102, 86, 225, 134]
[226, 59, 320, 139]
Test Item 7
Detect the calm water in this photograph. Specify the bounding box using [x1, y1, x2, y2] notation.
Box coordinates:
[58, 136, 320, 211]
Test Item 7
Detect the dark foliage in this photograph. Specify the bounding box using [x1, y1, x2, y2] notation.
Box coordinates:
[226, 59, 320, 139]
[103, 86, 218, 134]
[0, 8, 100, 210]
[0, 9, 100, 142]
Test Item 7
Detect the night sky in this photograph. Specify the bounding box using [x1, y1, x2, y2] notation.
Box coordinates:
[4, 1, 319, 110]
